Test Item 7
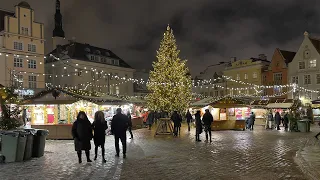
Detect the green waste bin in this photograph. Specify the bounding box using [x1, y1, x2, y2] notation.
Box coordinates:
[297, 119, 311, 132]
[13, 131, 27, 162]
[1, 131, 19, 163]
[23, 129, 36, 161]
[32, 129, 49, 158]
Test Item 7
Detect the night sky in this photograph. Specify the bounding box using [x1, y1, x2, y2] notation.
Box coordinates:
[2, 0, 320, 76]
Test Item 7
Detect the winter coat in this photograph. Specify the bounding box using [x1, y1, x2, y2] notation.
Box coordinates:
[283, 114, 289, 124]
[275, 113, 281, 125]
[146, 112, 154, 125]
[195, 113, 203, 134]
[127, 114, 132, 127]
[171, 112, 182, 127]
[249, 113, 255, 125]
[72, 119, 93, 151]
[111, 113, 129, 136]
[92, 120, 108, 146]
[186, 112, 193, 123]
[202, 112, 213, 126]
[268, 113, 274, 121]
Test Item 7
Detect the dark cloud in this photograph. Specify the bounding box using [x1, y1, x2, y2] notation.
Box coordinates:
[2, 0, 320, 75]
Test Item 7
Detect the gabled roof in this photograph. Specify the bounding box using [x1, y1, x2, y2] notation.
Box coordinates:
[278, 49, 296, 64]
[46, 42, 133, 69]
[309, 37, 320, 54]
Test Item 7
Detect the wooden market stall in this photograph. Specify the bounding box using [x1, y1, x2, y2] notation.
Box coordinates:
[209, 97, 250, 131]
[311, 100, 320, 121]
[21, 89, 127, 139]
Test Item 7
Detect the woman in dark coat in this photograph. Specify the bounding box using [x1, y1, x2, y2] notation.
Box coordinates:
[92, 111, 108, 163]
[275, 112, 281, 130]
[127, 111, 133, 139]
[72, 111, 93, 163]
[146, 111, 154, 130]
[195, 110, 203, 142]
[186, 110, 193, 131]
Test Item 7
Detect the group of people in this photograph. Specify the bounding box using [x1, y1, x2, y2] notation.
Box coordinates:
[266, 111, 289, 130]
[71, 108, 131, 164]
[186, 109, 214, 142]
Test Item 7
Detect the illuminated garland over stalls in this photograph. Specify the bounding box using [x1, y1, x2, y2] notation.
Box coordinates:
[146, 25, 192, 112]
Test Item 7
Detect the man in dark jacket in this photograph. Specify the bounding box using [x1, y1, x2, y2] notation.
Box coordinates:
[275, 112, 281, 130]
[111, 108, 129, 158]
[186, 110, 193, 131]
[171, 111, 181, 136]
[202, 109, 213, 142]
[147, 111, 154, 130]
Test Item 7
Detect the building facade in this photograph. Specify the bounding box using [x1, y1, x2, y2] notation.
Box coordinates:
[263, 48, 295, 98]
[223, 55, 270, 96]
[133, 69, 149, 96]
[45, 42, 135, 95]
[0, 2, 45, 95]
[288, 32, 320, 103]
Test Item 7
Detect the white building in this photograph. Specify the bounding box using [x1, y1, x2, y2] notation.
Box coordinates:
[288, 31, 320, 102]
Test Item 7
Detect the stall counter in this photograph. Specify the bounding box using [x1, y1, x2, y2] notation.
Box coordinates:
[211, 120, 246, 131]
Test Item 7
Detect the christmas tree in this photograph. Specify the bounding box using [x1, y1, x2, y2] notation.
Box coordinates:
[146, 25, 192, 113]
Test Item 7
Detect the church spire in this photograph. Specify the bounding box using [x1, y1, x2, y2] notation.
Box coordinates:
[53, 0, 65, 38]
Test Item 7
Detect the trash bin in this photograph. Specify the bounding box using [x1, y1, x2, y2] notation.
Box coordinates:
[32, 129, 49, 158]
[0, 131, 19, 163]
[297, 119, 311, 132]
[23, 129, 36, 161]
[13, 131, 28, 162]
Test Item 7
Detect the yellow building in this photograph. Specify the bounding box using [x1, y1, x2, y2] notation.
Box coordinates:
[223, 55, 270, 96]
[0, 2, 45, 95]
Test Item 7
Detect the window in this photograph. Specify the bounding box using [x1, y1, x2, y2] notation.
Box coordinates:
[14, 58, 23, 67]
[214, 91, 218, 96]
[94, 56, 100, 61]
[90, 55, 95, 61]
[107, 59, 112, 64]
[263, 75, 267, 83]
[317, 74, 320, 84]
[292, 76, 298, 84]
[220, 90, 224, 97]
[78, 71, 82, 76]
[14, 42, 23, 50]
[317, 89, 320, 99]
[304, 75, 311, 85]
[101, 58, 106, 63]
[246, 89, 250, 95]
[309, 59, 316, 68]
[14, 75, 23, 88]
[273, 73, 282, 84]
[113, 59, 119, 66]
[244, 73, 248, 80]
[28, 60, 36, 69]
[21, 27, 28, 35]
[236, 74, 240, 80]
[273, 87, 282, 95]
[28, 75, 37, 89]
[299, 62, 305, 69]
[305, 91, 312, 100]
[28, 44, 36, 52]
[253, 72, 257, 79]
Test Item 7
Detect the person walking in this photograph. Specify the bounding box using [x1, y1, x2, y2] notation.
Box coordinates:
[275, 111, 281, 130]
[146, 110, 154, 130]
[186, 110, 193, 132]
[195, 110, 203, 142]
[127, 111, 133, 139]
[249, 112, 255, 131]
[202, 109, 213, 142]
[267, 111, 274, 129]
[171, 111, 181, 136]
[283, 112, 289, 131]
[92, 111, 108, 163]
[111, 108, 129, 158]
[72, 111, 93, 163]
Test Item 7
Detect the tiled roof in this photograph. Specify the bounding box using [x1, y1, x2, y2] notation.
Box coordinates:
[279, 49, 296, 64]
[46, 42, 133, 69]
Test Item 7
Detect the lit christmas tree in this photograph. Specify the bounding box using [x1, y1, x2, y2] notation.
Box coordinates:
[147, 25, 192, 113]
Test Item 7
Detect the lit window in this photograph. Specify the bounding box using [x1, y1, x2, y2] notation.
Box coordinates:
[14, 58, 23, 67]
[28, 75, 37, 89]
[299, 62, 305, 69]
[236, 74, 240, 80]
[28, 60, 36, 69]
[309, 59, 316, 68]
[244, 73, 248, 80]
[304, 75, 311, 85]
[253, 72, 257, 79]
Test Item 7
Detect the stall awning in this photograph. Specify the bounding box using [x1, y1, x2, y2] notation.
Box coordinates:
[190, 97, 215, 107]
[266, 103, 293, 109]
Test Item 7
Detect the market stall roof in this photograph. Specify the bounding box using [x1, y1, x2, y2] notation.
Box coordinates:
[209, 97, 250, 108]
[190, 97, 216, 107]
[262, 99, 300, 109]
[22, 89, 127, 105]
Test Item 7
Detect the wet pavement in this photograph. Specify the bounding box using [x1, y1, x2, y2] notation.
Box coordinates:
[0, 124, 318, 180]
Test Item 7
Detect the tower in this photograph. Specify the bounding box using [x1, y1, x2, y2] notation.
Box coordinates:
[52, 0, 65, 49]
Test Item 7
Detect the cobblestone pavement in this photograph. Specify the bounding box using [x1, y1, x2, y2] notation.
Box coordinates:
[0, 124, 318, 180]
